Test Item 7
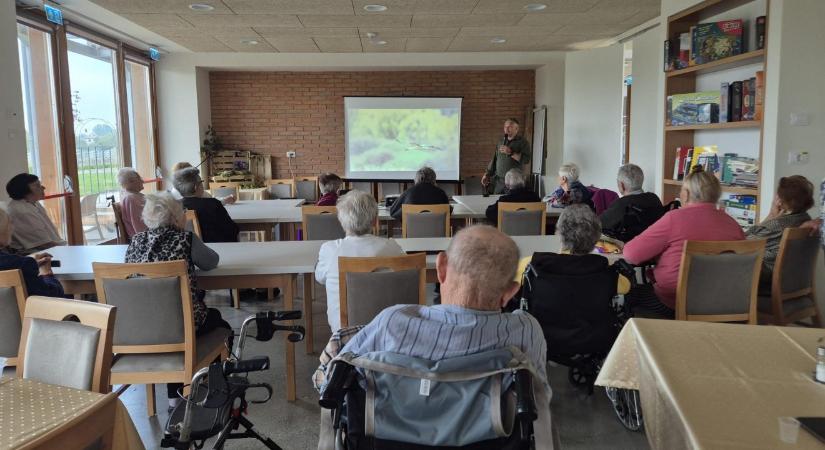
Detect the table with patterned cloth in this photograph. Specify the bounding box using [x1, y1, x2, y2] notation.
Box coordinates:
[595, 319, 825, 449]
[0, 378, 144, 449]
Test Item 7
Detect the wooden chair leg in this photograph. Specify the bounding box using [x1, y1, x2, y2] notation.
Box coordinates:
[303, 274, 314, 354]
[232, 289, 240, 309]
[145, 384, 156, 417]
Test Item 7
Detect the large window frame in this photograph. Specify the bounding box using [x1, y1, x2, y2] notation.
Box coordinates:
[16, 9, 160, 245]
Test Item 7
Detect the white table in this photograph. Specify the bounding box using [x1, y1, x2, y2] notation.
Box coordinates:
[453, 194, 562, 218]
[225, 199, 305, 240]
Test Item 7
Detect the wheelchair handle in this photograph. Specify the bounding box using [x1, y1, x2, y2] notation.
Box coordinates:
[319, 361, 354, 409]
[266, 310, 302, 321]
[224, 356, 270, 375]
[514, 369, 537, 421]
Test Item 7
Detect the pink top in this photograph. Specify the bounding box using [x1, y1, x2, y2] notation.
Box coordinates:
[623, 202, 745, 309]
[120, 191, 148, 237]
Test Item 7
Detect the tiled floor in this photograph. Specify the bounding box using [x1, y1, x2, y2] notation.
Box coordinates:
[121, 278, 649, 449]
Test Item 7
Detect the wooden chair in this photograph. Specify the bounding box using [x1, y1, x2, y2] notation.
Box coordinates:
[463, 176, 484, 195]
[0, 270, 27, 372]
[184, 209, 202, 237]
[265, 178, 296, 199]
[294, 176, 319, 203]
[92, 260, 231, 416]
[301, 206, 345, 241]
[17, 296, 116, 393]
[401, 204, 451, 238]
[209, 181, 240, 200]
[675, 240, 766, 324]
[758, 228, 823, 326]
[111, 202, 129, 244]
[338, 253, 427, 328]
[498, 202, 546, 236]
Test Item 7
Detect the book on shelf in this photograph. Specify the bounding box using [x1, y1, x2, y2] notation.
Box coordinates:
[754, 71, 765, 121]
[671, 91, 720, 125]
[678, 32, 691, 69]
[691, 19, 744, 66]
[719, 82, 730, 123]
[672, 146, 692, 180]
[756, 16, 767, 50]
[718, 153, 760, 187]
[723, 194, 758, 228]
[742, 78, 752, 121]
[666, 96, 673, 125]
[664, 39, 675, 72]
[688, 145, 718, 174]
[730, 81, 743, 122]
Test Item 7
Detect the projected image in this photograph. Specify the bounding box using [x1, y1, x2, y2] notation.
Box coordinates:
[347, 108, 460, 173]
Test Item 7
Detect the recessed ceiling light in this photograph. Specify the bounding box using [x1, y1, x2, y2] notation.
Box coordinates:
[524, 3, 547, 11]
[363, 4, 387, 12]
[490, 37, 507, 44]
[240, 39, 259, 45]
[188, 3, 215, 11]
[373, 39, 387, 45]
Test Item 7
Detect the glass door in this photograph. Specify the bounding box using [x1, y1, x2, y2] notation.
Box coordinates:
[125, 59, 157, 192]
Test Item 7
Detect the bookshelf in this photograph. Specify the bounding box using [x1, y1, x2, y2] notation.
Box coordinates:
[662, 0, 769, 221]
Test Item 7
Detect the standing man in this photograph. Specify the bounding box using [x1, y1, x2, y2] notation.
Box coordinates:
[481, 118, 531, 194]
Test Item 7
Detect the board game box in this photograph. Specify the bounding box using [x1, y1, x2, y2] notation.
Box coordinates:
[691, 19, 743, 65]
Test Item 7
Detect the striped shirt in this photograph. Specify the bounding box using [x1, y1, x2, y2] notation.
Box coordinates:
[340, 304, 549, 386]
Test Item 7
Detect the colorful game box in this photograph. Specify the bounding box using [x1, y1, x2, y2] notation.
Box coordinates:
[691, 19, 743, 65]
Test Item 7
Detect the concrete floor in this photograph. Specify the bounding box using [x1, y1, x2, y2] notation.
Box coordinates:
[122, 278, 649, 450]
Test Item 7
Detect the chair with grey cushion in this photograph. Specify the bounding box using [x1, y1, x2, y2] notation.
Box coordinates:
[302, 206, 345, 241]
[338, 253, 426, 328]
[758, 228, 823, 326]
[498, 202, 546, 236]
[93, 260, 231, 416]
[266, 179, 295, 199]
[17, 296, 116, 393]
[675, 240, 766, 324]
[294, 176, 319, 203]
[0, 270, 27, 374]
[463, 176, 484, 195]
[401, 204, 451, 238]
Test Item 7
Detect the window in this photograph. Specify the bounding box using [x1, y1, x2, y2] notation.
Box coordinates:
[17, 23, 67, 239]
[125, 60, 156, 192]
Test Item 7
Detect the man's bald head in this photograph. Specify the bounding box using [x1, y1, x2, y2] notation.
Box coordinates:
[438, 225, 520, 310]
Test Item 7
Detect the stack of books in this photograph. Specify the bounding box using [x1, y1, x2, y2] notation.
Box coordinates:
[723, 195, 757, 228]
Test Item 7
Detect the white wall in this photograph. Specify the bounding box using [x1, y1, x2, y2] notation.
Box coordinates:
[0, 3, 30, 201]
[535, 59, 566, 192]
[562, 45, 624, 190]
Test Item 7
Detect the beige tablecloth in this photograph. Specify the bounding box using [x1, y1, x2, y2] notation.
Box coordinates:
[0, 378, 144, 449]
[595, 319, 825, 450]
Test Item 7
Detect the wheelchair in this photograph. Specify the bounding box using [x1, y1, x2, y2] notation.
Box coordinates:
[160, 310, 305, 450]
[318, 348, 543, 450]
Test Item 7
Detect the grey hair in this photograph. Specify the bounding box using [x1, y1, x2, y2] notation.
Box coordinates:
[683, 168, 722, 204]
[557, 204, 601, 255]
[141, 192, 184, 229]
[445, 225, 519, 308]
[617, 164, 644, 192]
[414, 166, 437, 185]
[173, 167, 202, 197]
[117, 167, 140, 187]
[318, 173, 343, 195]
[504, 168, 525, 189]
[558, 163, 580, 182]
[336, 190, 377, 236]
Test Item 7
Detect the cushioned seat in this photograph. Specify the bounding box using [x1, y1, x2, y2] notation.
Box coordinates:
[758, 295, 816, 317]
[23, 318, 100, 390]
[111, 328, 231, 373]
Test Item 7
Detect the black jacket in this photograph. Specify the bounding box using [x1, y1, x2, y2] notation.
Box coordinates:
[389, 183, 450, 220]
[0, 251, 64, 297]
[181, 197, 239, 243]
[599, 192, 664, 243]
[485, 187, 541, 224]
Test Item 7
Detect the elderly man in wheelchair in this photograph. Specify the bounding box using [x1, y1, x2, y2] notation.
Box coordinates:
[316, 225, 554, 449]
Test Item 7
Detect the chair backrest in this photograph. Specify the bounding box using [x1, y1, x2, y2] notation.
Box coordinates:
[92, 261, 195, 366]
[266, 178, 296, 199]
[591, 188, 619, 216]
[348, 181, 372, 194]
[80, 194, 99, 217]
[767, 228, 822, 323]
[463, 176, 484, 195]
[338, 253, 426, 327]
[210, 181, 240, 199]
[184, 209, 202, 238]
[17, 296, 116, 393]
[302, 206, 345, 241]
[111, 202, 129, 244]
[498, 202, 546, 236]
[294, 176, 319, 202]
[401, 204, 451, 238]
[378, 182, 402, 200]
[0, 270, 27, 367]
[675, 239, 766, 324]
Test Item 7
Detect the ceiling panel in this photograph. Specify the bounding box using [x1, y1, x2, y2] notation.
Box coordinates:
[254, 27, 359, 37]
[299, 15, 413, 28]
[89, 0, 234, 14]
[314, 37, 363, 52]
[358, 27, 459, 38]
[456, 26, 564, 37]
[517, 9, 639, 27]
[361, 37, 407, 52]
[221, 0, 354, 15]
[404, 37, 454, 52]
[181, 14, 302, 27]
[214, 35, 278, 52]
[352, 0, 479, 15]
[472, 0, 599, 14]
[120, 13, 196, 28]
[412, 14, 524, 28]
[264, 37, 320, 52]
[172, 36, 235, 52]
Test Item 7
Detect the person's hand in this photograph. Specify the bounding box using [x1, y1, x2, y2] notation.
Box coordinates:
[481, 174, 490, 187]
[32, 252, 53, 276]
[500, 145, 512, 155]
[767, 195, 783, 219]
[800, 218, 822, 237]
[222, 194, 237, 205]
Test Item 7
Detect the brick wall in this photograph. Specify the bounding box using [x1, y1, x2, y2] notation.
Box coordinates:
[209, 70, 535, 179]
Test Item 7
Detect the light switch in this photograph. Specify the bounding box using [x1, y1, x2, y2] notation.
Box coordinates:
[790, 113, 810, 126]
[788, 151, 809, 165]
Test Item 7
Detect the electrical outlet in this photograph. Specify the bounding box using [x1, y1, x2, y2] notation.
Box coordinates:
[286, 151, 296, 158]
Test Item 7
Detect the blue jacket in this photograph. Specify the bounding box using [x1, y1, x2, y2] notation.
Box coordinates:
[0, 251, 65, 298]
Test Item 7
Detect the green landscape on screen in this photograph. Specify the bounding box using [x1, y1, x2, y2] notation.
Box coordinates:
[348, 108, 460, 172]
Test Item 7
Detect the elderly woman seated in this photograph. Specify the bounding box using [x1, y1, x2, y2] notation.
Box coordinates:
[117, 167, 147, 238]
[746, 175, 814, 286]
[174, 167, 239, 243]
[389, 166, 449, 220]
[623, 167, 745, 318]
[547, 163, 594, 210]
[0, 208, 63, 297]
[315, 190, 405, 332]
[316, 173, 343, 206]
[4, 173, 66, 253]
[169, 162, 235, 205]
[125, 192, 229, 409]
[486, 169, 541, 225]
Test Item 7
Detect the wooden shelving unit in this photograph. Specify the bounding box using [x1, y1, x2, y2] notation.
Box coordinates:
[662, 0, 769, 220]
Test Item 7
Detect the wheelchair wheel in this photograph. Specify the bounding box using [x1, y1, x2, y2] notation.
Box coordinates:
[568, 366, 590, 387]
[605, 387, 644, 432]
